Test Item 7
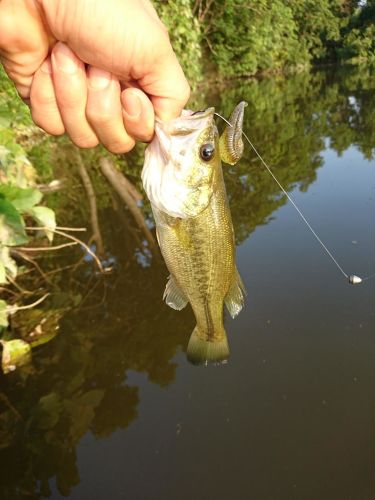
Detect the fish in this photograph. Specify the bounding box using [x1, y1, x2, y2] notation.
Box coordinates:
[142, 102, 247, 365]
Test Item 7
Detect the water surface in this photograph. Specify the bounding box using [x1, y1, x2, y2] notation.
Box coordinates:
[1, 67, 375, 500]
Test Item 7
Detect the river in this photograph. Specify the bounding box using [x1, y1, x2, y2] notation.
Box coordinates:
[0, 66, 374, 500]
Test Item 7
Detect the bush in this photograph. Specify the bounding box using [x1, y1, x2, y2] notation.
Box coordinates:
[153, 0, 203, 84]
[204, 0, 307, 78]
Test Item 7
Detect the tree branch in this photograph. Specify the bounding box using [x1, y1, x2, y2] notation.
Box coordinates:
[99, 157, 157, 253]
[76, 150, 105, 256]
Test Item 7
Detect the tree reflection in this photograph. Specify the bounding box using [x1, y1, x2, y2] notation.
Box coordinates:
[0, 218, 193, 497]
[218, 66, 375, 243]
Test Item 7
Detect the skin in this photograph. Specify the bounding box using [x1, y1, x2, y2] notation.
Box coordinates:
[154, 151, 235, 340]
[0, 0, 190, 153]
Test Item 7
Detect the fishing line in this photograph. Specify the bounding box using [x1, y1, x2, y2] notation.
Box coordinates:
[215, 112, 375, 285]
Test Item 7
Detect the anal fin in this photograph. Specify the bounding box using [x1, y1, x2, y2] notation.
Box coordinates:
[163, 275, 188, 311]
[225, 268, 246, 318]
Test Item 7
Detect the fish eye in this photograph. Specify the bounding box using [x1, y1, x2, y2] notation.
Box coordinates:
[199, 143, 215, 161]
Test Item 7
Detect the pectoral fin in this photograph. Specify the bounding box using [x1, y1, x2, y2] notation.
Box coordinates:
[225, 268, 246, 318]
[163, 275, 188, 310]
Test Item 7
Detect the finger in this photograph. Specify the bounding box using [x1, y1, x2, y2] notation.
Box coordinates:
[51, 42, 98, 148]
[86, 67, 135, 154]
[140, 49, 191, 122]
[0, 0, 52, 98]
[0, 60, 35, 100]
[121, 88, 154, 143]
[37, 0, 190, 121]
[30, 58, 65, 135]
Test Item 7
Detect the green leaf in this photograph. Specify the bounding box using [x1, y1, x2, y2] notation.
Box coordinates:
[25, 311, 61, 348]
[0, 185, 42, 211]
[28, 206, 56, 242]
[65, 389, 105, 442]
[0, 410, 17, 449]
[31, 392, 63, 430]
[0, 245, 17, 280]
[0, 262, 6, 285]
[1, 338, 31, 374]
[79, 389, 105, 408]
[0, 116, 11, 130]
[0, 300, 8, 329]
[0, 198, 28, 246]
[0, 145, 11, 166]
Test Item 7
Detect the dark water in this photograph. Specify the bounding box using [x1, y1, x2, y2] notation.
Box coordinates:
[1, 67, 375, 499]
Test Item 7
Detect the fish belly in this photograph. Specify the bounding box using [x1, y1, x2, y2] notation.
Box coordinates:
[153, 183, 235, 339]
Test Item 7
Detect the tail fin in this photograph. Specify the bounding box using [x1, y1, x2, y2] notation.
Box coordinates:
[186, 327, 229, 365]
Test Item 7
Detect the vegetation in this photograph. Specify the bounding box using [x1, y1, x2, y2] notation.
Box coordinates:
[156, 0, 203, 83]
[0, 77, 58, 372]
[338, 1, 375, 64]
[0, 0, 374, 370]
[1, 54, 375, 374]
[0, 0, 375, 493]
[154, 0, 375, 79]
[0, 38, 375, 496]
[0, 66, 165, 374]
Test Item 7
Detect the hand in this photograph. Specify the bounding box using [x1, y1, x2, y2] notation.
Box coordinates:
[0, 0, 190, 153]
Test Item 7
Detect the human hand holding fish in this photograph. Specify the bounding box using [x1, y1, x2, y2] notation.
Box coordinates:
[0, 0, 246, 366]
[0, 0, 190, 152]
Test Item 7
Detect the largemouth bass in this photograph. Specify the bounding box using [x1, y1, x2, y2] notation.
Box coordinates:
[142, 102, 247, 364]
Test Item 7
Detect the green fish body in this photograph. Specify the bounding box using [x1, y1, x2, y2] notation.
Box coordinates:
[142, 103, 247, 364]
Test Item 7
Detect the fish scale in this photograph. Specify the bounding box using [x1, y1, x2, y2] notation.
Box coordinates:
[142, 103, 247, 364]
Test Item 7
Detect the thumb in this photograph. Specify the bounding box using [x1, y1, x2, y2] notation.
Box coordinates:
[141, 51, 191, 121]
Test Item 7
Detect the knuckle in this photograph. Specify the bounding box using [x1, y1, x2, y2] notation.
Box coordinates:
[0, 12, 18, 49]
[15, 84, 31, 99]
[43, 118, 65, 136]
[86, 108, 114, 126]
[106, 138, 135, 154]
[44, 124, 65, 136]
[50, 126, 65, 136]
[30, 111, 45, 129]
[133, 130, 153, 143]
[71, 134, 99, 149]
[4, 67, 31, 93]
[31, 113, 64, 136]
[3, 66, 17, 81]
[56, 92, 83, 110]
[30, 87, 56, 107]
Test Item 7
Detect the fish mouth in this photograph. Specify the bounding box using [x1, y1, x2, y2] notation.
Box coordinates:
[154, 107, 216, 136]
[190, 107, 216, 118]
[155, 107, 215, 125]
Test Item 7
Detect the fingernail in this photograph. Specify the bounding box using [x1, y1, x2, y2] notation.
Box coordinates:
[52, 42, 78, 74]
[122, 92, 141, 118]
[89, 67, 111, 90]
[40, 59, 52, 74]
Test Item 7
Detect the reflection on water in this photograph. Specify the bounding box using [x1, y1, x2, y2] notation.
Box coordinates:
[1, 66, 375, 499]
[220, 67, 375, 244]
